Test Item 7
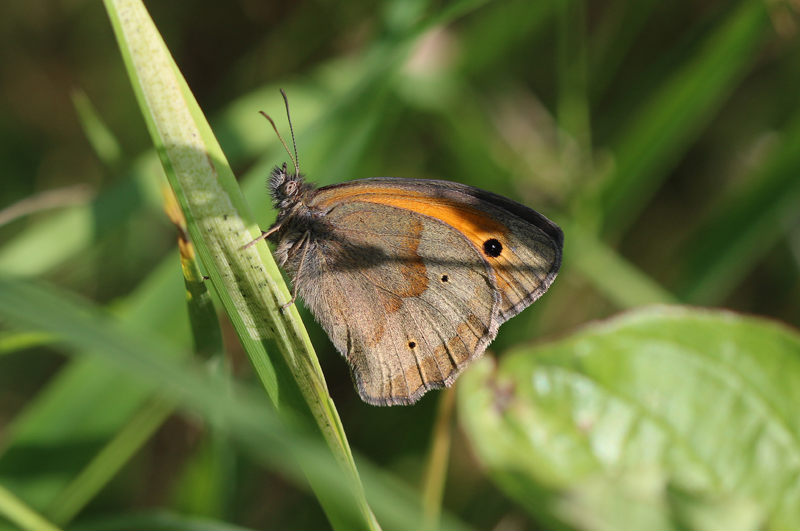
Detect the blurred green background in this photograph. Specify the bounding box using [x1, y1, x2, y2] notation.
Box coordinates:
[1, 0, 800, 529]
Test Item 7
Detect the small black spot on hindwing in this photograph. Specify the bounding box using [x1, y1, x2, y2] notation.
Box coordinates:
[483, 238, 503, 258]
[441, 274, 449, 282]
[408, 341, 417, 349]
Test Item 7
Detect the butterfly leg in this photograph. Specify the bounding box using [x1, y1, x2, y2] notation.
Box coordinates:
[282, 231, 311, 310]
[242, 223, 281, 250]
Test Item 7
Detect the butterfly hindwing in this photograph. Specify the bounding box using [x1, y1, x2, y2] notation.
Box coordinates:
[291, 199, 500, 405]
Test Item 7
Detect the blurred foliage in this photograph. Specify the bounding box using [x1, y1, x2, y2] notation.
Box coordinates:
[460, 306, 800, 531]
[0, 0, 799, 530]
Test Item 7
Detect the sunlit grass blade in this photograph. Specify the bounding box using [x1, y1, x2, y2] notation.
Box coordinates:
[102, 0, 376, 527]
[0, 332, 56, 356]
[0, 483, 62, 531]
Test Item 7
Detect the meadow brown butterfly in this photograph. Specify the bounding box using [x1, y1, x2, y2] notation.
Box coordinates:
[248, 91, 563, 406]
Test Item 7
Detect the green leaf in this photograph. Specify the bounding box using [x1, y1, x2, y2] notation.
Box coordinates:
[458, 306, 800, 530]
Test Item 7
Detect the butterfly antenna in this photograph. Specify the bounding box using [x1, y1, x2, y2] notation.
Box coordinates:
[259, 110, 298, 176]
[279, 89, 300, 178]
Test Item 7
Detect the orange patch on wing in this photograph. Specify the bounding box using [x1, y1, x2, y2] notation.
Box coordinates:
[357, 215, 429, 299]
[339, 188, 522, 292]
[377, 291, 403, 314]
[321, 186, 539, 303]
[329, 187, 508, 247]
[418, 355, 442, 384]
[379, 195, 540, 303]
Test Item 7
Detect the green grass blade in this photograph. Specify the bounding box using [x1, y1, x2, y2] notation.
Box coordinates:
[568, 225, 679, 307]
[0, 332, 56, 356]
[102, 0, 376, 528]
[679, 109, 800, 305]
[1, 258, 187, 451]
[0, 276, 473, 531]
[556, 0, 591, 154]
[70, 88, 123, 169]
[169, 427, 234, 520]
[599, 0, 770, 237]
[0, 206, 95, 278]
[420, 388, 456, 531]
[46, 396, 175, 526]
[589, 0, 659, 101]
[163, 189, 224, 359]
[70, 510, 257, 531]
[0, 483, 62, 531]
[459, 0, 554, 78]
[0, 186, 94, 230]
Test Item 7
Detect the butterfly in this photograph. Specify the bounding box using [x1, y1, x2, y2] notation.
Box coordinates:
[248, 91, 563, 406]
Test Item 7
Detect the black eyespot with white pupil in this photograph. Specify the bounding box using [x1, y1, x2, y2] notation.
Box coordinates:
[483, 238, 503, 258]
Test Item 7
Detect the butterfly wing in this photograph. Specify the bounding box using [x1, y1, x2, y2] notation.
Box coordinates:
[295, 178, 562, 406]
[315, 178, 563, 322]
[293, 200, 498, 405]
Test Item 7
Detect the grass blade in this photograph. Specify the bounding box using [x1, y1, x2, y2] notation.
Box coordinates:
[599, 0, 770, 237]
[0, 483, 62, 531]
[102, 0, 377, 527]
[0, 276, 473, 531]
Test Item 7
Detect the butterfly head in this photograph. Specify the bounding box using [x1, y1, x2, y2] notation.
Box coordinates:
[268, 162, 315, 211]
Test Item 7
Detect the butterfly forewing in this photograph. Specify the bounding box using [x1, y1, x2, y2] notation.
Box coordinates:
[316, 178, 562, 319]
